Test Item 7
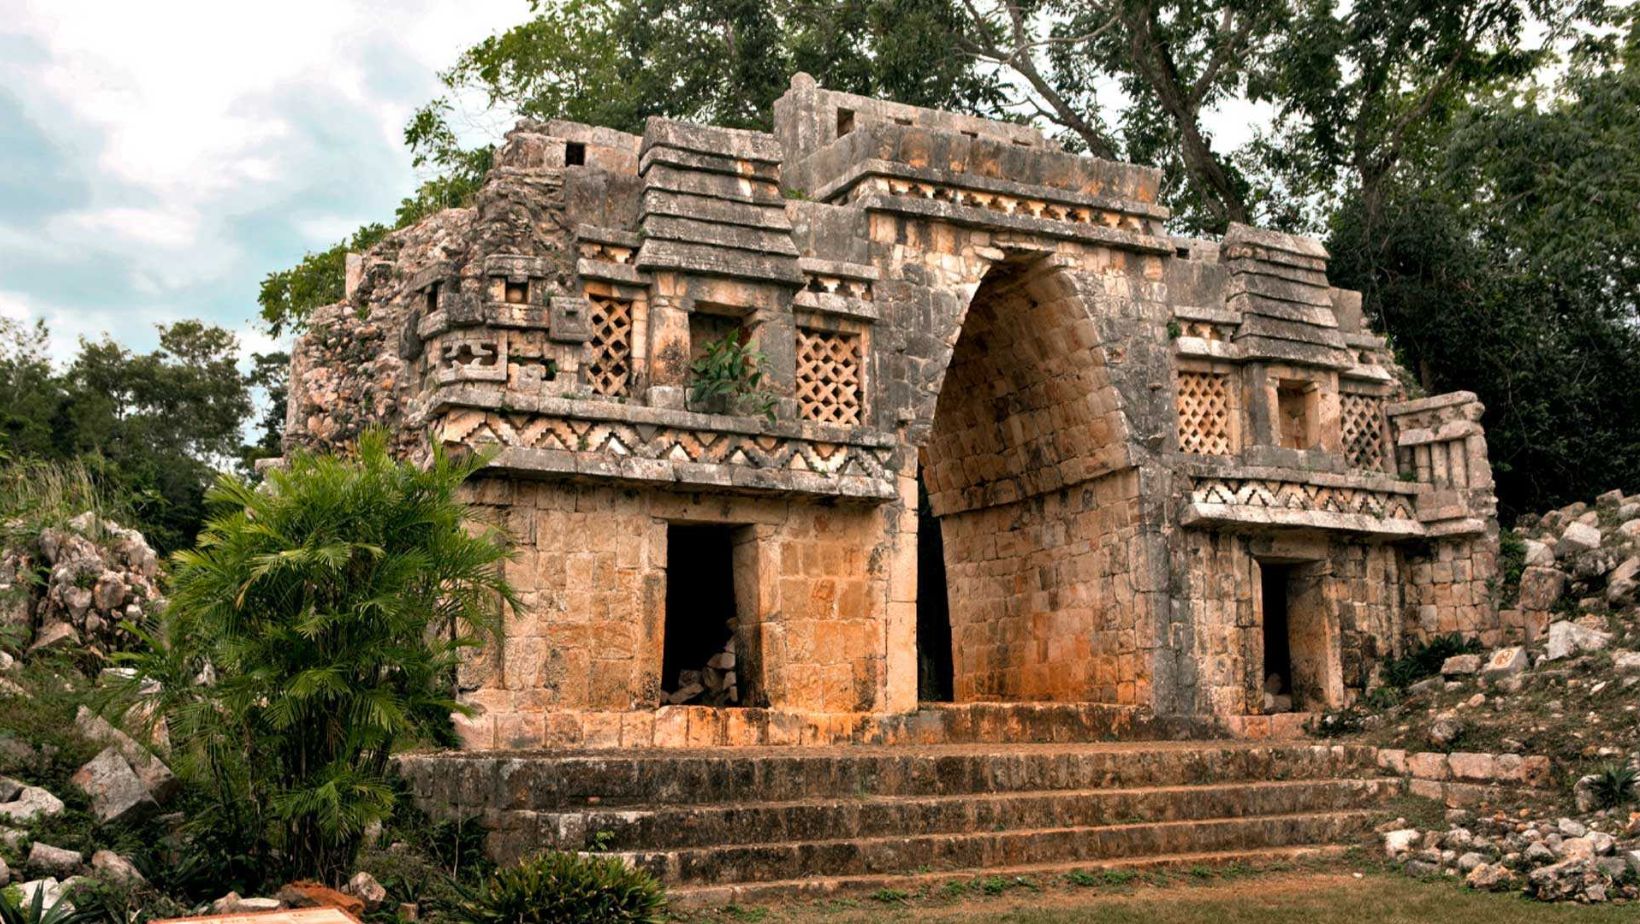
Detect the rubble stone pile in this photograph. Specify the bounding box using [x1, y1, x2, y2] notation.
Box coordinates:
[0, 512, 163, 661]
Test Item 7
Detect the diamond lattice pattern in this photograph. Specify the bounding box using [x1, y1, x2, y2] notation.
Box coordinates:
[1341, 392, 1386, 470]
[1175, 371, 1233, 455]
[586, 295, 634, 398]
[796, 328, 862, 425]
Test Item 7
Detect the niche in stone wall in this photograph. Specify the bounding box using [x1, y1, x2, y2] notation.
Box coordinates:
[661, 523, 761, 707]
[1276, 380, 1320, 450]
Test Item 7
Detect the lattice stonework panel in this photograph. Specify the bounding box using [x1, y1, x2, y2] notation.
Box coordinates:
[1342, 392, 1387, 470]
[586, 295, 635, 398]
[796, 327, 863, 426]
[1176, 371, 1233, 455]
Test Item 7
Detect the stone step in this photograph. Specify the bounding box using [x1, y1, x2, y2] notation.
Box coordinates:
[668, 843, 1353, 907]
[511, 778, 1400, 852]
[616, 809, 1381, 886]
[399, 741, 1381, 814]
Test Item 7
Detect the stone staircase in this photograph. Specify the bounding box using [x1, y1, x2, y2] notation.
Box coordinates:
[398, 740, 1402, 904]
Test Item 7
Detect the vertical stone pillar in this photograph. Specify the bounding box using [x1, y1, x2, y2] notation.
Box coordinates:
[645, 272, 690, 409]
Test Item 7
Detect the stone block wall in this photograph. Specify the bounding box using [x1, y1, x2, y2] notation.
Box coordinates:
[939, 470, 1150, 703]
[458, 477, 896, 748]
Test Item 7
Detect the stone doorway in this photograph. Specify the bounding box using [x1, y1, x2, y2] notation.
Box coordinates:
[914, 471, 954, 703]
[1256, 559, 1341, 713]
[661, 523, 758, 706]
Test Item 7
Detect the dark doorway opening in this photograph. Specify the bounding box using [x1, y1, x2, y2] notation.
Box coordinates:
[1260, 563, 1294, 712]
[663, 524, 743, 706]
[915, 474, 954, 702]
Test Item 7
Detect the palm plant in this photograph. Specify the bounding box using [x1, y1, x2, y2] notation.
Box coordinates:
[0, 888, 92, 924]
[118, 431, 514, 884]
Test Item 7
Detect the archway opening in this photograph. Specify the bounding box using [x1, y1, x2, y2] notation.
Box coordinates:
[917, 259, 1138, 704]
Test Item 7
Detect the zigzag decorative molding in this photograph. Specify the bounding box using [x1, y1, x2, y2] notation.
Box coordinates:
[1190, 476, 1416, 520]
[436, 409, 897, 490]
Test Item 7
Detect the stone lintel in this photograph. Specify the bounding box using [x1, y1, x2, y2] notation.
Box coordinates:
[1178, 460, 1420, 495]
[1386, 391, 1481, 417]
[1181, 503, 1425, 538]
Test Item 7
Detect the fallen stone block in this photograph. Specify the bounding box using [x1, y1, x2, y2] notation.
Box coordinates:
[89, 851, 145, 888]
[1481, 646, 1527, 681]
[0, 785, 64, 824]
[71, 747, 156, 824]
[1440, 654, 1481, 677]
[26, 843, 81, 877]
[1544, 620, 1611, 660]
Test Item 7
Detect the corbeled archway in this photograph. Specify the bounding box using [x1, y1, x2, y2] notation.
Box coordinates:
[917, 257, 1147, 704]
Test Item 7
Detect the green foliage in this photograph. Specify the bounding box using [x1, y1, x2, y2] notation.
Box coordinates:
[1497, 528, 1526, 602]
[0, 885, 93, 924]
[122, 433, 514, 884]
[1588, 763, 1638, 809]
[1379, 633, 1482, 691]
[456, 852, 666, 924]
[257, 224, 389, 337]
[0, 319, 255, 552]
[688, 334, 775, 421]
[0, 457, 126, 552]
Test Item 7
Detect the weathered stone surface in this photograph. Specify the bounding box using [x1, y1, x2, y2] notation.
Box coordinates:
[0, 785, 63, 824]
[1543, 620, 1611, 661]
[71, 748, 155, 824]
[1517, 566, 1567, 611]
[1481, 646, 1528, 681]
[26, 843, 81, 877]
[345, 871, 387, 911]
[1559, 521, 1602, 555]
[1440, 654, 1481, 676]
[89, 851, 145, 887]
[277, 881, 365, 917]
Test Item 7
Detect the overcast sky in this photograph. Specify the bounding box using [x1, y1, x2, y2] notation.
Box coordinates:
[0, 0, 527, 365]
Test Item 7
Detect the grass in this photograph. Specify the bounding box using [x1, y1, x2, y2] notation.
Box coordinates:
[671, 869, 1638, 923]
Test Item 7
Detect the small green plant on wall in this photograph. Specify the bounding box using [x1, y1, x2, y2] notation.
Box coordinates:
[690, 332, 777, 422]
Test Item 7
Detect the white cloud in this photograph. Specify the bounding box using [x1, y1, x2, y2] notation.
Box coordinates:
[50, 206, 201, 249]
[0, 0, 526, 361]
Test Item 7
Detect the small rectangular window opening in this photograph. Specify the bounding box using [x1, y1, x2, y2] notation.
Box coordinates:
[835, 108, 855, 138]
[504, 280, 529, 305]
[564, 141, 586, 166]
[1277, 380, 1318, 449]
[425, 280, 441, 312]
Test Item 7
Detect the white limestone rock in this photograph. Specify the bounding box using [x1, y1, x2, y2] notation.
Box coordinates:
[1543, 620, 1611, 661]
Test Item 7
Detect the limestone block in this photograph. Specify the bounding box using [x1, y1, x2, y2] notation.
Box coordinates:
[1440, 654, 1480, 677]
[1557, 521, 1601, 555]
[1481, 646, 1528, 681]
[1543, 620, 1610, 661]
[71, 748, 156, 824]
[1515, 566, 1566, 612]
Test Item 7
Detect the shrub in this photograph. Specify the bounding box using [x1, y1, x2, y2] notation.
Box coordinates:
[119, 432, 514, 885]
[1497, 528, 1526, 603]
[0, 886, 92, 924]
[1589, 764, 1638, 809]
[1379, 633, 1482, 690]
[688, 333, 775, 421]
[456, 852, 666, 924]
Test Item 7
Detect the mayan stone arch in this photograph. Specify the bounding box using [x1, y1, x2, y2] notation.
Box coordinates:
[282, 73, 1503, 748]
[913, 257, 1150, 703]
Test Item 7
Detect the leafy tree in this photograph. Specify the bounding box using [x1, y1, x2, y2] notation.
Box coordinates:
[0, 318, 63, 460]
[125, 433, 514, 884]
[0, 320, 253, 551]
[240, 350, 290, 475]
[1328, 10, 1640, 513]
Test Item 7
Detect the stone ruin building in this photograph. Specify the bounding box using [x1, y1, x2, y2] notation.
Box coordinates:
[287, 74, 1513, 894]
[287, 73, 1502, 749]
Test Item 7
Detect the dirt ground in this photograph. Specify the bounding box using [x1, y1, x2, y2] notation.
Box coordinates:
[670, 866, 1637, 923]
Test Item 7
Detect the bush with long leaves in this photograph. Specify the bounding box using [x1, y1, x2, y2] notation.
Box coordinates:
[121, 432, 513, 885]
